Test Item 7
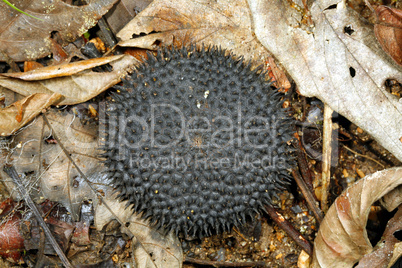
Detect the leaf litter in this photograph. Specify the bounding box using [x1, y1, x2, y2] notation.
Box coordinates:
[0, 0, 118, 62]
[0, 0, 401, 267]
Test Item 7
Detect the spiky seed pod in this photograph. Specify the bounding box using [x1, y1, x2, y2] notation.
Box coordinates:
[102, 45, 294, 238]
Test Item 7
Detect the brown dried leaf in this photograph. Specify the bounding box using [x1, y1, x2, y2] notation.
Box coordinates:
[0, 107, 101, 219]
[104, 0, 153, 34]
[374, 6, 402, 66]
[0, 0, 118, 62]
[380, 185, 402, 211]
[116, 0, 271, 65]
[0, 93, 62, 136]
[267, 57, 291, 91]
[248, 0, 402, 162]
[356, 206, 402, 268]
[0, 199, 24, 262]
[0, 55, 138, 105]
[1, 55, 124, 80]
[311, 167, 402, 268]
[95, 191, 183, 268]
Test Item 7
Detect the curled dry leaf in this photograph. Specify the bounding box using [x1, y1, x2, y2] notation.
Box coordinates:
[117, 0, 271, 65]
[374, 6, 402, 66]
[248, 0, 402, 161]
[0, 0, 118, 62]
[95, 190, 183, 268]
[355, 206, 402, 268]
[1, 55, 124, 80]
[0, 93, 62, 136]
[0, 55, 138, 105]
[311, 167, 402, 268]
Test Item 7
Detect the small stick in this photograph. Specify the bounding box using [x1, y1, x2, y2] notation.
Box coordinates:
[185, 256, 266, 267]
[294, 136, 314, 193]
[3, 165, 73, 268]
[342, 144, 385, 168]
[292, 170, 323, 224]
[321, 104, 333, 212]
[264, 204, 313, 256]
[34, 227, 46, 268]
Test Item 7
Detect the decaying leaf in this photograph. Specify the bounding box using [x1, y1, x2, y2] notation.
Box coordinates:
[117, 0, 271, 65]
[104, 0, 153, 34]
[0, 55, 138, 105]
[95, 190, 183, 268]
[0, 93, 62, 136]
[248, 0, 402, 161]
[311, 167, 402, 268]
[355, 205, 402, 268]
[0, 104, 102, 219]
[0, 0, 118, 62]
[1, 55, 125, 80]
[0, 199, 24, 262]
[374, 6, 402, 66]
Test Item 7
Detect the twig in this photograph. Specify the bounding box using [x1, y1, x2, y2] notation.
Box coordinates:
[3, 165, 73, 268]
[293, 135, 323, 223]
[264, 204, 313, 256]
[34, 227, 46, 268]
[185, 256, 266, 267]
[342, 144, 385, 168]
[321, 104, 333, 212]
[292, 170, 323, 224]
[294, 136, 314, 193]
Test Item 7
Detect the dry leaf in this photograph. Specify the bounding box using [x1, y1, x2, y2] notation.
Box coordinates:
[104, 0, 153, 34]
[95, 191, 183, 268]
[380, 185, 402, 211]
[0, 106, 102, 219]
[1, 55, 124, 80]
[356, 206, 402, 268]
[116, 0, 271, 65]
[24, 61, 44, 72]
[0, 0, 118, 62]
[0, 199, 25, 262]
[267, 57, 291, 90]
[374, 6, 402, 66]
[388, 243, 402, 268]
[0, 55, 138, 105]
[311, 167, 402, 268]
[0, 93, 62, 136]
[248, 0, 402, 162]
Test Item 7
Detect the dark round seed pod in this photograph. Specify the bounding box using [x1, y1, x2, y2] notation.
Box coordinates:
[102, 45, 294, 238]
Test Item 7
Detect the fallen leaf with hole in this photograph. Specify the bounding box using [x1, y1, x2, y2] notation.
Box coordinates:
[0, 0, 118, 62]
[249, 0, 402, 161]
